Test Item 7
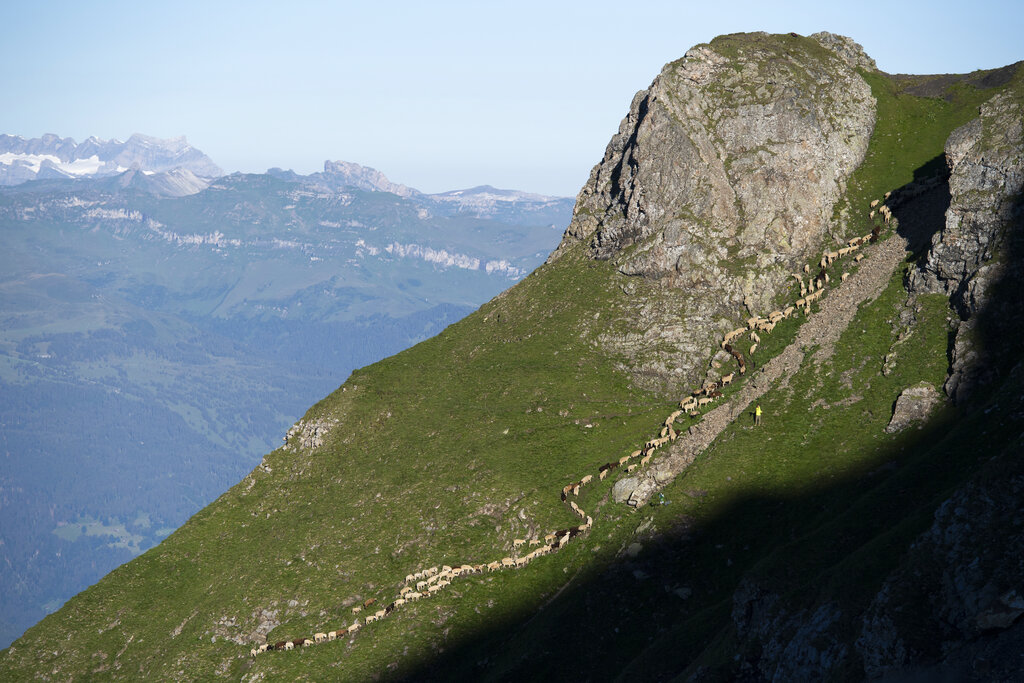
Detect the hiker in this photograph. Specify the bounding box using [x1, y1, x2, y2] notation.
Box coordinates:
[754, 404, 762, 426]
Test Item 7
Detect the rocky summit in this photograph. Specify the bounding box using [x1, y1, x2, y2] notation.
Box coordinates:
[2, 32, 1023, 682]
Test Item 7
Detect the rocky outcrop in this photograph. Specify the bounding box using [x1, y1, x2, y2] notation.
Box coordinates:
[730, 579, 849, 680]
[909, 85, 1024, 402]
[548, 32, 876, 391]
[855, 452, 1024, 680]
[885, 382, 942, 433]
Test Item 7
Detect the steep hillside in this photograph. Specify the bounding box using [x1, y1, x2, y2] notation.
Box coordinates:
[2, 33, 1022, 681]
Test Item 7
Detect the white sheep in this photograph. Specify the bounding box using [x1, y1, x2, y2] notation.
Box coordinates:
[749, 343, 758, 355]
[315, 632, 327, 643]
[513, 538, 525, 548]
[352, 605, 362, 614]
[641, 454, 652, 466]
[349, 622, 361, 633]
[721, 373, 734, 385]
[284, 641, 295, 651]
[841, 272, 849, 282]
[581, 474, 593, 485]
[870, 199, 879, 208]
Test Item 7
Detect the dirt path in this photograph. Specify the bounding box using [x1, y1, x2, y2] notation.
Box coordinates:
[622, 232, 910, 505]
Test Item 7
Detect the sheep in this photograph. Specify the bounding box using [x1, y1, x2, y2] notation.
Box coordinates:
[400, 586, 412, 595]
[659, 426, 669, 438]
[501, 557, 515, 568]
[870, 199, 879, 208]
[363, 598, 376, 608]
[515, 556, 529, 567]
[803, 264, 811, 274]
[697, 396, 713, 407]
[284, 641, 295, 650]
[841, 272, 849, 282]
[394, 598, 406, 607]
[796, 298, 805, 307]
[749, 343, 758, 355]
[426, 574, 440, 585]
[641, 453, 652, 466]
[427, 584, 442, 594]
[251, 647, 260, 657]
[273, 641, 288, 651]
[327, 631, 338, 641]
[487, 561, 501, 571]
[405, 573, 415, 583]
[620, 452, 633, 465]
[581, 474, 593, 485]
[437, 579, 451, 588]
[721, 373, 734, 385]
[258, 643, 270, 653]
[828, 251, 839, 262]
[529, 538, 541, 546]
[561, 484, 573, 501]
[824, 272, 830, 284]
[820, 255, 828, 269]
[513, 538, 526, 549]
[442, 565, 453, 573]
[374, 609, 386, 619]
[315, 632, 328, 643]
[800, 284, 807, 297]
[352, 605, 362, 614]
[348, 622, 361, 633]
[769, 311, 784, 323]
[416, 580, 428, 590]
[626, 464, 637, 473]
[750, 330, 761, 344]
[544, 532, 557, 543]
[425, 566, 438, 577]
[365, 614, 379, 624]
[408, 592, 422, 600]
[572, 483, 581, 496]
[884, 191, 891, 199]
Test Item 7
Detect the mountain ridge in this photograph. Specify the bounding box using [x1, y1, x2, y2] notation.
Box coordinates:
[2, 32, 1022, 681]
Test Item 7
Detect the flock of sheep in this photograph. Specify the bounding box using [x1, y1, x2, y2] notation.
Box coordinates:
[250, 196, 891, 658]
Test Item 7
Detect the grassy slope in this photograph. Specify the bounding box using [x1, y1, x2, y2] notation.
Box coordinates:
[2, 48, 1020, 681]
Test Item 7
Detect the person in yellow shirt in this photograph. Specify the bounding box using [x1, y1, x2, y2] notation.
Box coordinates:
[754, 404, 762, 426]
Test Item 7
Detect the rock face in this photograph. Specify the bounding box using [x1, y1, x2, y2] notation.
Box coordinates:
[909, 86, 1024, 402]
[856, 454, 1024, 680]
[885, 382, 941, 433]
[548, 32, 876, 391]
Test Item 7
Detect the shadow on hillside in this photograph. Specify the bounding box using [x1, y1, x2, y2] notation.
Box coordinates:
[379, 189, 1024, 679]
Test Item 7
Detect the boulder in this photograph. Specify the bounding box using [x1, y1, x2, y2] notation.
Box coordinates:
[885, 382, 941, 433]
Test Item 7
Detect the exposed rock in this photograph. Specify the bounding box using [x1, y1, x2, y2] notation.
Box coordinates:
[731, 578, 849, 680]
[908, 87, 1024, 403]
[548, 32, 876, 393]
[612, 477, 641, 504]
[284, 417, 338, 452]
[885, 382, 941, 433]
[856, 458, 1024, 678]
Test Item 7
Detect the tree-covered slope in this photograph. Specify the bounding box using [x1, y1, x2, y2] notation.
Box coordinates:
[2, 32, 1022, 682]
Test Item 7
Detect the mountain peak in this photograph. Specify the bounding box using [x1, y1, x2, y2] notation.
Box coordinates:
[319, 160, 419, 197]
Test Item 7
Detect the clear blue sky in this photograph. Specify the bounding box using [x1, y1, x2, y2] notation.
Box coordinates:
[2, 0, 1020, 196]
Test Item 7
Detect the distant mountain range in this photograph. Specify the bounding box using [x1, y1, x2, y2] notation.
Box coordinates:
[0, 133, 223, 186]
